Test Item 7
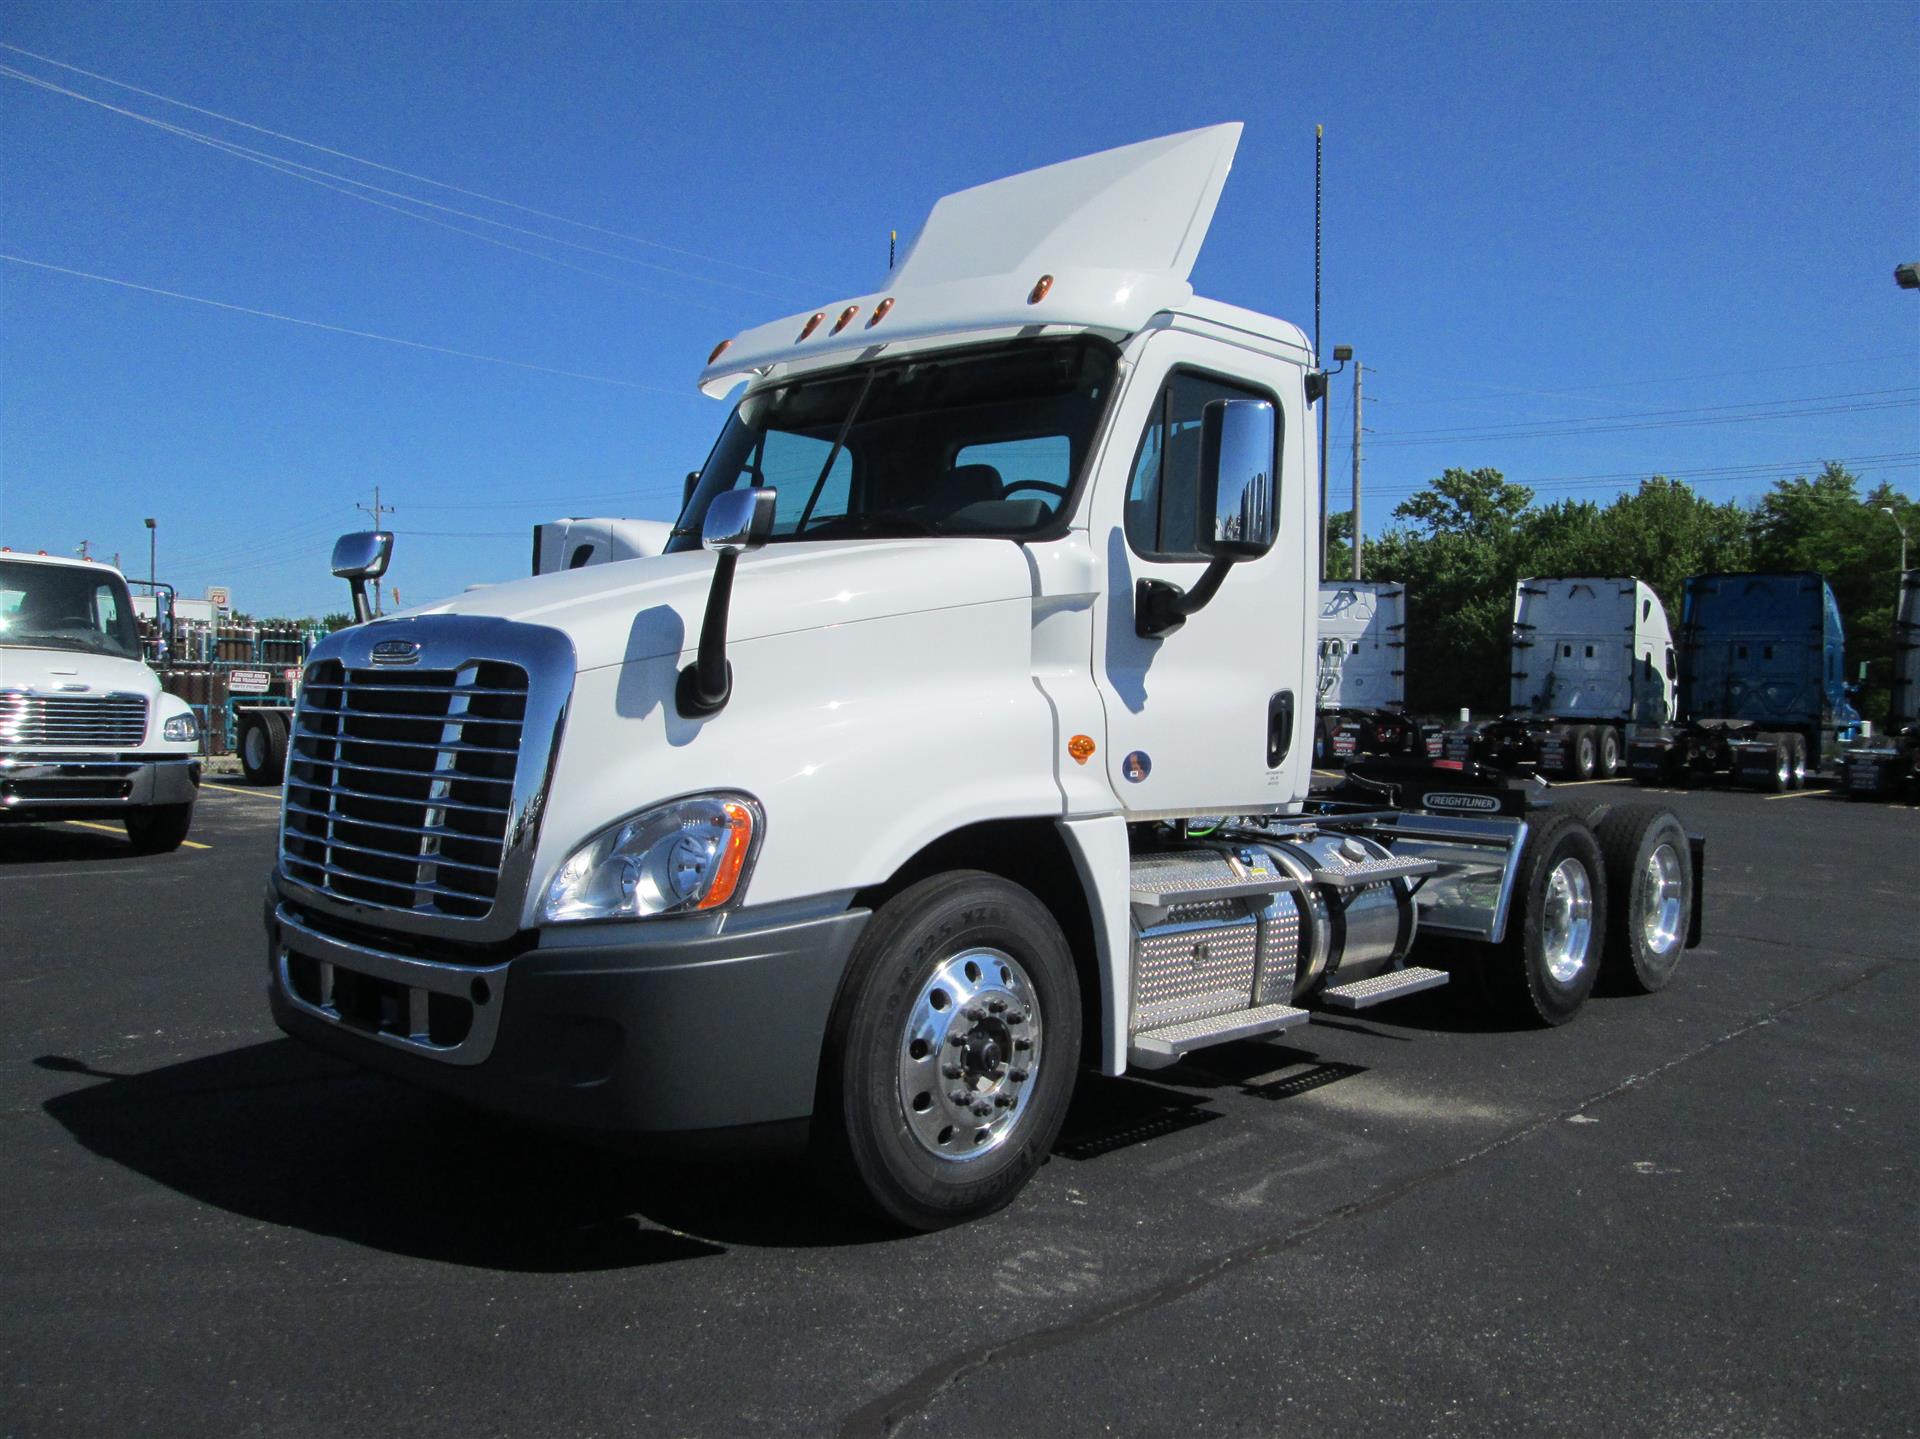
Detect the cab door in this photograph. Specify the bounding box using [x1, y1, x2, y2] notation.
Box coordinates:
[1088, 332, 1308, 813]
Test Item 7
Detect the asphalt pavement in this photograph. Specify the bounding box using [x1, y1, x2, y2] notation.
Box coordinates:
[2, 778, 1915, 1437]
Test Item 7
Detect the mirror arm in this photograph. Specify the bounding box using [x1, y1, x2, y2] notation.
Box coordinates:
[677, 549, 739, 717]
[347, 578, 372, 625]
[1135, 555, 1237, 640]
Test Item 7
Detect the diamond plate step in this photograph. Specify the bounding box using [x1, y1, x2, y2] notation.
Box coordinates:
[1128, 1003, 1310, 1070]
[1309, 856, 1442, 889]
[1316, 966, 1449, 1011]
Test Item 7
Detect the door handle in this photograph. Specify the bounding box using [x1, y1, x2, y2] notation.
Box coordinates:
[1268, 690, 1295, 768]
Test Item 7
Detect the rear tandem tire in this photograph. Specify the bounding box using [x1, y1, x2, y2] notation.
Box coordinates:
[1570, 726, 1599, 781]
[1483, 810, 1607, 1026]
[1593, 804, 1693, 994]
[1597, 725, 1622, 778]
[125, 802, 194, 854]
[816, 871, 1081, 1232]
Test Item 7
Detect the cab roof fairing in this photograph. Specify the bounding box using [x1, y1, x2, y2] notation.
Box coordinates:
[697, 122, 1261, 398]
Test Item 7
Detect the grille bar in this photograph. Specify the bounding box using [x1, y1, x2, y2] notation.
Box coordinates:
[280, 658, 527, 920]
[0, 691, 149, 747]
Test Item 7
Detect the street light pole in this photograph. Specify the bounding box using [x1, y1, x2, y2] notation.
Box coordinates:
[1882, 507, 1910, 573]
[144, 517, 156, 588]
[1351, 359, 1364, 581]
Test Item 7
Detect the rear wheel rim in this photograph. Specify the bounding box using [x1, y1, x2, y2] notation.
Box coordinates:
[1641, 843, 1684, 956]
[244, 725, 266, 770]
[1542, 857, 1594, 984]
[897, 947, 1041, 1163]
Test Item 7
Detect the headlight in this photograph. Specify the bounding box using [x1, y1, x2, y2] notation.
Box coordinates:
[541, 794, 762, 924]
[162, 713, 198, 743]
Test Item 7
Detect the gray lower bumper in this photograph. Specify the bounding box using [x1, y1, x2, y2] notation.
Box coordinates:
[0, 754, 200, 818]
[266, 890, 870, 1139]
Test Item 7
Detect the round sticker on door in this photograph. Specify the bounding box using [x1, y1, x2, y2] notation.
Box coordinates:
[1122, 750, 1152, 783]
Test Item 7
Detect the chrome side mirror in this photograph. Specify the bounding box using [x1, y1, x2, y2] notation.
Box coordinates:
[331, 531, 394, 580]
[702, 488, 777, 554]
[1197, 398, 1277, 559]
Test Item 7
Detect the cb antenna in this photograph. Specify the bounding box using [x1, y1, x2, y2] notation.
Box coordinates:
[1315, 124, 1328, 578]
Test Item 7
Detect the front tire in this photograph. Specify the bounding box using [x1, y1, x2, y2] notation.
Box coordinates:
[1484, 810, 1606, 1025]
[817, 871, 1081, 1231]
[125, 802, 194, 854]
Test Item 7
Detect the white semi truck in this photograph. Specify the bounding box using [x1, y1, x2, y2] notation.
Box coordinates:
[1314, 581, 1435, 763]
[266, 127, 1703, 1229]
[530, 517, 674, 576]
[0, 550, 203, 849]
[1459, 576, 1676, 779]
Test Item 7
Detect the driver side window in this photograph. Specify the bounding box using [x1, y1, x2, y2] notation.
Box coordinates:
[1125, 371, 1275, 562]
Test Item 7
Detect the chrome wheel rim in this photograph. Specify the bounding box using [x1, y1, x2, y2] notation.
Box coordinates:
[897, 947, 1041, 1163]
[1542, 857, 1594, 984]
[1641, 843, 1684, 956]
[244, 725, 267, 770]
[1776, 750, 1790, 786]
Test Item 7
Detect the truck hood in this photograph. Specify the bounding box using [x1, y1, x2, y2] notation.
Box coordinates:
[0, 644, 161, 699]
[390, 538, 1036, 673]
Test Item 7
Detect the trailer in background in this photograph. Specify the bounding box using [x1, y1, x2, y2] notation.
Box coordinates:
[1629, 571, 1861, 790]
[1843, 568, 1918, 800]
[1313, 582, 1436, 763]
[1453, 577, 1674, 779]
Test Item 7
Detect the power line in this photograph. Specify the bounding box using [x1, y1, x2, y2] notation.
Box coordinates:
[1, 253, 696, 394]
[1366, 452, 1920, 500]
[0, 66, 754, 313]
[1370, 390, 1919, 447]
[0, 40, 822, 289]
[1374, 387, 1917, 440]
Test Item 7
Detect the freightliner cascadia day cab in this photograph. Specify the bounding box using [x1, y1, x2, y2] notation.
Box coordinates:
[530, 518, 673, 576]
[267, 127, 1703, 1229]
[1844, 568, 1918, 800]
[1630, 571, 1860, 790]
[1313, 582, 1434, 763]
[1460, 577, 1675, 780]
[0, 551, 203, 849]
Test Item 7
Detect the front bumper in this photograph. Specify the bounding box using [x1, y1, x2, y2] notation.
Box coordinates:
[265, 886, 870, 1141]
[0, 752, 200, 819]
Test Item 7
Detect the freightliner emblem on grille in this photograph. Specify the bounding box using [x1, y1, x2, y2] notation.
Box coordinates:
[370, 639, 421, 666]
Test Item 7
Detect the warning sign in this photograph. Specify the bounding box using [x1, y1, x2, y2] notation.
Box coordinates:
[229, 669, 271, 694]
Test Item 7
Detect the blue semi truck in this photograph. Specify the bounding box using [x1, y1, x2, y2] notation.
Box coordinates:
[1628, 572, 1861, 790]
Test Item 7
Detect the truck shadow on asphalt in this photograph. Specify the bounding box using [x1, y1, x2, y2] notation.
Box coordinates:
[34, 1041, 893, 1271]
[0, 827, 133, 864]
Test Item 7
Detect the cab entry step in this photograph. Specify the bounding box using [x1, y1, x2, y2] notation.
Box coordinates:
[1128, 1003, 1310, 1070]
[1317, 966, 1449, 1011]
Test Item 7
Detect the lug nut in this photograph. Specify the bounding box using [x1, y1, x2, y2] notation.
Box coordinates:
[1014, 1038, 1033, 1051]
[965, 1006, 987, 1021]
[942, 1063, 963, 1079]
[987, 999, 1008, 1013]
[1011, 1068, 1029, 1083]
[972, 1101, 993, 1117]
[994, 1094, 1015, 1109]
[947, 1032, 967, 1046]
[949, 1089, 970, 1106]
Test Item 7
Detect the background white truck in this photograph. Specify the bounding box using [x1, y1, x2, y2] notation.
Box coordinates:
[1456, 576, 1675, 779]
[265, 126, 1702, 1230]
[1314, 581, 1436, 763]
[530, 517, 673, 576]
[0, 550, 203, 850]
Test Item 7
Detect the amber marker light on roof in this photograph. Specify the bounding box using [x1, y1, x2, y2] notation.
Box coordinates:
[1028, 274, 1054, 304]
[866, 297, 895, 328]
[797, 311, 825, 341]
[707, 338, 731, 365]
[830, 304, 861, 335]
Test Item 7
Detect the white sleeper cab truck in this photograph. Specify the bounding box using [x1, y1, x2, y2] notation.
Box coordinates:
[1315, 581, 1433, 763]
[266, 127, 1703, 1229]
[530, 517, 674, 576]
[0, 550, 202, 850]
[1461, 576, 1675, 779]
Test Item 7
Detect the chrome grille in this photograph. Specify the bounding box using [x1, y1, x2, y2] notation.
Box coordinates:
[0, 691, 149, 747]
[281, 659, 528, 920]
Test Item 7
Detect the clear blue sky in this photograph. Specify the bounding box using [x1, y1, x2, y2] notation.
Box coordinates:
[3, 0, 1916, 618]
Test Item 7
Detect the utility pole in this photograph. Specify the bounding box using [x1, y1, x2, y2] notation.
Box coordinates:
[356, 486, 394, 616]
[1351, 360, 1364, 581]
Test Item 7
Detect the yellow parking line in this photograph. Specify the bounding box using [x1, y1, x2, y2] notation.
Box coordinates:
[63, 819, 212, 851]
[1312, 769, 1342, 779]
[1764, 786, 1833, 801]
[203, 782, 282, 801]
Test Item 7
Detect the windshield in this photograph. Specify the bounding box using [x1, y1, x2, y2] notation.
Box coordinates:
[669, 338, 1118, 551]
[0, 560, 144, 661]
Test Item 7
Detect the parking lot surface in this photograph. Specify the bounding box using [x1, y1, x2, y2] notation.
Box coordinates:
[3, 779, 1916, 1437]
